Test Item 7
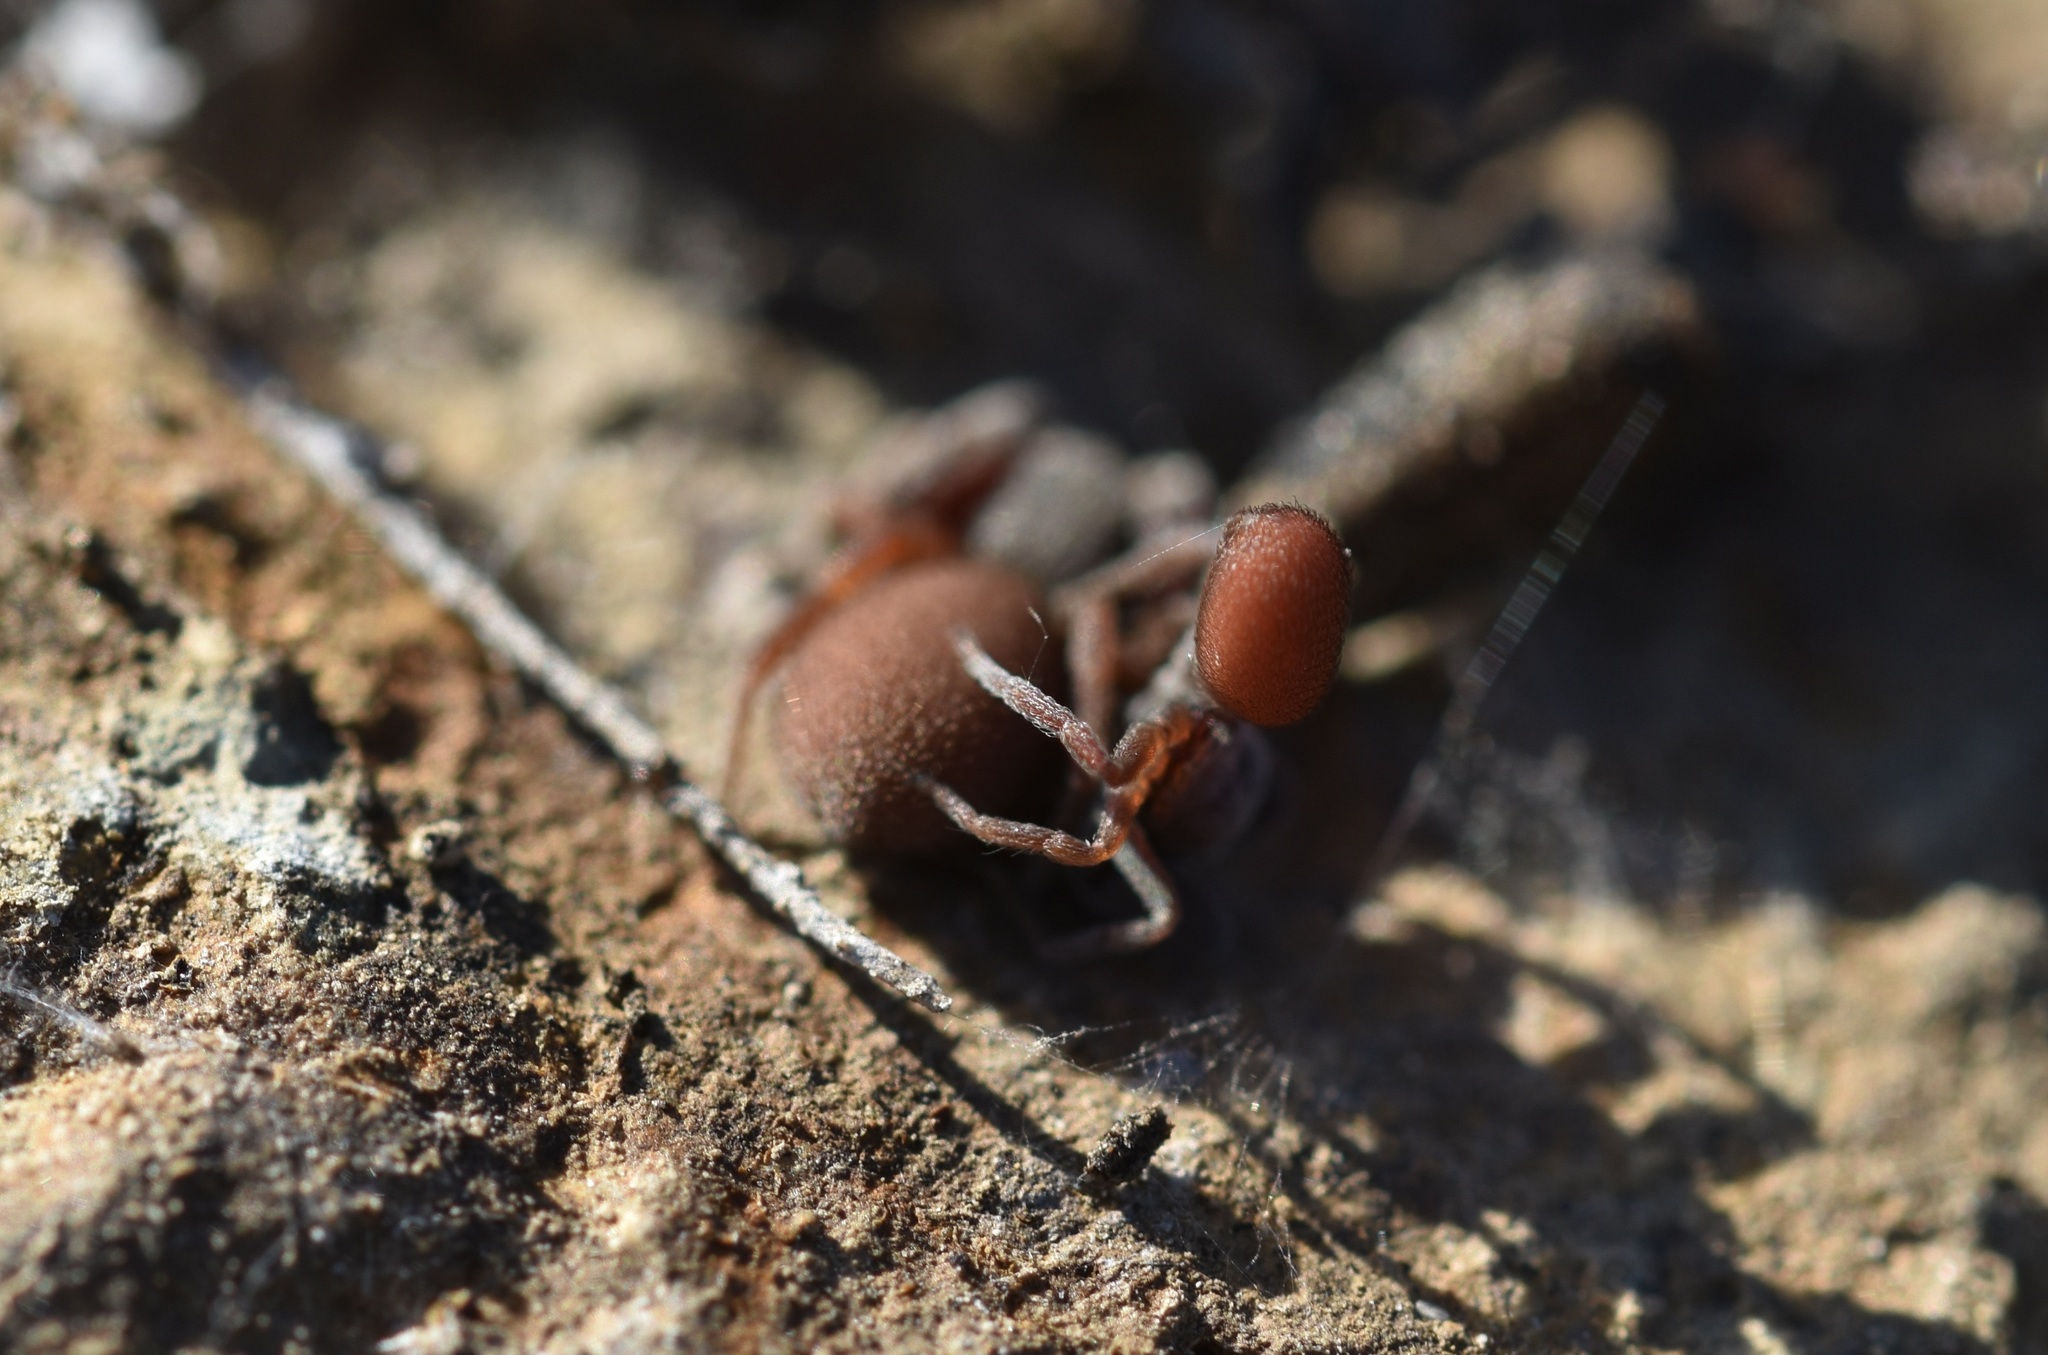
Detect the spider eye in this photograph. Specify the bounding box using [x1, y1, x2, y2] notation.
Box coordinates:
[1193, 505, 1351, 727]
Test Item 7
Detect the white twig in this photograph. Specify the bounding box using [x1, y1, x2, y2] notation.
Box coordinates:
[247, 387, 953, 1013]
[661, 781, 952, 1011]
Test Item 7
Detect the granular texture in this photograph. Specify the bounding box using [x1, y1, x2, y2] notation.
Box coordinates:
[774, 558, 1065, 853]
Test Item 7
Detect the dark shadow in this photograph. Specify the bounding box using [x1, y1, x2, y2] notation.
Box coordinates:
[67, 529, 181, 638]
[352, 698, 425, 765]
[825, 922, 1333, 1296]
[428, 860, 558, 961]
[242, 662, 343, 787]
[168, 490, 274, 569]
[837, 954, 1085, 1183]
[1982, 1179, 2048, 1355]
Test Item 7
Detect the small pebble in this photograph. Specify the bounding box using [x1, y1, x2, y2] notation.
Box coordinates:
[406, 819, 466, 869]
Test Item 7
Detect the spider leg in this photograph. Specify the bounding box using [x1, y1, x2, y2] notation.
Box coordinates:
[952, 630, 1118, 781]
[933, 631, 1202, 956]
[1052, 525, 1220, 606]
[934, 635, 1208, 915]
[952, 628, 1216, 795]
[1036, 827, 1183, 960]
[1064, 592, 1120, 747]
[1050, 526, 1220, 745]
[920, 775, 1133, 866]
[922, 785, 1181, 955]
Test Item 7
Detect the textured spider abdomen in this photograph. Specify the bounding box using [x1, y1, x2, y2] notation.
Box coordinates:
[774, 558, 1065, 855]
[1194, 504, 1351, 727]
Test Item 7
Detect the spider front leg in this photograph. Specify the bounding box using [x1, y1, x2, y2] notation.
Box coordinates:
[924, 633, 1206, 952]
[1050, 526, 1221, 744]
[920, 774, 1183, 956]
[950, 631, 1212, 788]
[921, 774, 1131, 865]
[1032, 830, 1181, 960]
[951, 631, 1118, 783]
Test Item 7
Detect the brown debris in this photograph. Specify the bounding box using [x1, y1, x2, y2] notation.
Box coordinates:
[1083, 1105, 1172, 1184]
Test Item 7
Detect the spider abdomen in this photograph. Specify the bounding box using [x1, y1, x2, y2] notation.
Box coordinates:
[774, 558, 1066, 855]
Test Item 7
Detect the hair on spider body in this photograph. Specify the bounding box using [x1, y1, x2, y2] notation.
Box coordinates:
[772, 557, 1066, 855]
[1195, 504, 1353, 728]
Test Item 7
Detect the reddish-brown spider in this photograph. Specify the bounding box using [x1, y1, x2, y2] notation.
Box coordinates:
[728, 431, 1352, 959]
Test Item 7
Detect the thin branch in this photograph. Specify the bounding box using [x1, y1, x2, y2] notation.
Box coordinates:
[246, 388, 952, 1013]
[661, 781, 952, 1012]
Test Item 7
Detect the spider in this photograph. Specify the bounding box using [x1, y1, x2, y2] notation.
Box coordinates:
[726, 413, 1352, 960]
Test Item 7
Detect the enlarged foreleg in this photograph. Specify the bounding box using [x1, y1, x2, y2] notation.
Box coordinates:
[920, 775, 1130, 867]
